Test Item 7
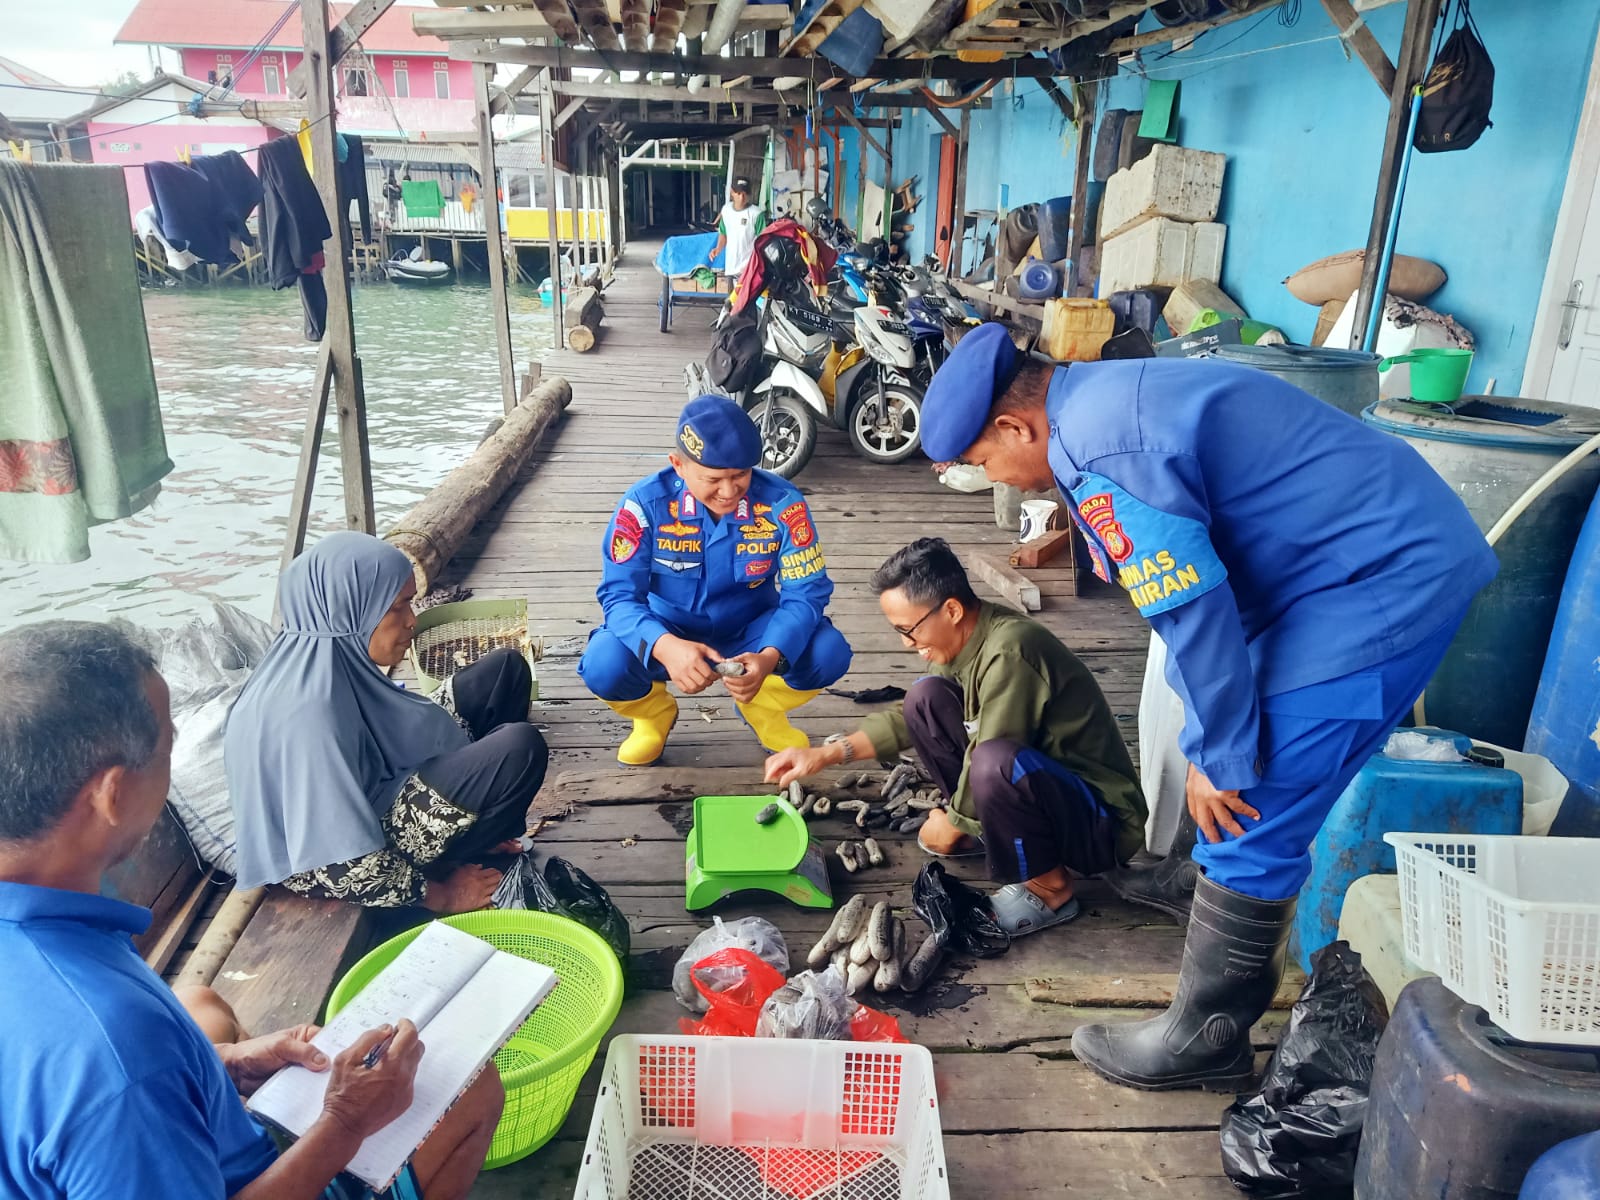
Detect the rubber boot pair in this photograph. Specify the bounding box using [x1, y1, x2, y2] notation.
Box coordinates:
[1071, 873, 1295, 1092]
[605, 676, 817, 764]
[1105, 808, 1200, 922]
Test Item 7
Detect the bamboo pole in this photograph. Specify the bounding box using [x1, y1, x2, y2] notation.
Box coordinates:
[1067, 78, 1096, 296]
[538, 69, 566, 347]
[174, 888, 266, 988]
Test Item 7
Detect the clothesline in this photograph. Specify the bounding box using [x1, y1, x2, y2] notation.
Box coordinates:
[18, 110, 334, 167]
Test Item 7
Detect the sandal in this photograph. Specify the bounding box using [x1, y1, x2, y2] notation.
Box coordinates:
[916, 830, 986, 859]
[990, 884, 1081, 936]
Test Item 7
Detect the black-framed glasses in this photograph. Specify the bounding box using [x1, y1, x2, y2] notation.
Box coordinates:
[892, 605, 943, 643]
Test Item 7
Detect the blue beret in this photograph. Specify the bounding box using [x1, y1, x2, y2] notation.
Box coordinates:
[677, 394, 762, 469]
[921, 323, 1021, 462]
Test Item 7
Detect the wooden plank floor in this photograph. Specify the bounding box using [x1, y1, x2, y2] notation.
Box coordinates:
[445, 241, 1244, 1197]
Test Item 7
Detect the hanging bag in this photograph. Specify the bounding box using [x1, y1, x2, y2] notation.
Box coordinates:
[1414, 0, 1494, 153]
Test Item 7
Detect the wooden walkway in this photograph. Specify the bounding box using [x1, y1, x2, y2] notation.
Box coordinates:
[446, 241, 1261, 1197]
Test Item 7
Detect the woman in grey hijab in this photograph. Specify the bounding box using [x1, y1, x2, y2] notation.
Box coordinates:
[225, 532, 548, 912]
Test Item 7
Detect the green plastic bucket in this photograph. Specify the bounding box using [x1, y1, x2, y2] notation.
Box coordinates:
[326, 911, 624, 1169]
[1378, 347, 1474, 403]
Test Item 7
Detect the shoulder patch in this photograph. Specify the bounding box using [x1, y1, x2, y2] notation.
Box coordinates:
[1066, 472, 1226, 617]
[610, 498, 647, 563]
[779, 500, 815, 549]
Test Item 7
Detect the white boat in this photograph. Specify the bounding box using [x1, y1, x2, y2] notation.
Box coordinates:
[383, 251, 452, 285]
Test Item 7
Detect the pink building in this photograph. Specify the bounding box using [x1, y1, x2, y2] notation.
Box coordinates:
[114, 0, 476, 137]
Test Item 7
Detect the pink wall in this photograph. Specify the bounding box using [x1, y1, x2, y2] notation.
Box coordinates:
[86, 120, 276, 218]
[176, 48, 473, 105]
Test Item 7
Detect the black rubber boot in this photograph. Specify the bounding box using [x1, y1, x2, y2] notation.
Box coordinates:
[1104, 809, 1200, 922]
[1071, 874, 1295, 1092]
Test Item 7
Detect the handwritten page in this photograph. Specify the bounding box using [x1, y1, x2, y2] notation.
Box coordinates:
[247, 922, 558, 1190]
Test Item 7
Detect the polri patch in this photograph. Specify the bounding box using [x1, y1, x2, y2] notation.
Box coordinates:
[779, 500, 815, 549]
[610, 498, 647, 563]
[1067, 471, 1226, 616]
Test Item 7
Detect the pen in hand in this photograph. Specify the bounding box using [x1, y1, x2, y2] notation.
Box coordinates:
[362, 1027, 396, 1069]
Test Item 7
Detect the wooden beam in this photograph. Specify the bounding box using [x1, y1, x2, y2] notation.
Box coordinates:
[555, 93, 590, 129]
[329, 0, 399, 62]
[837, 108, 888, 162]
[300, 0, 375, 535]
[923, 101, 958, 139]
[490, 63, 542, 117]
[950, 105, 969, 275]
[1106, 0, 1280, 53]
[1349, 0, 1442, 346]
[573, 0, 624, 50]
[278, 340, 335, 577]
[621, 0, 651, 51]
[413, 8, 555, 40]
[539, 80, 968, 111]
[449, 39, 1062, 80]
[475, 63, 519, 416]
[652, 0, 689, 51]
[972, 551, 1042, 611]
[527, 0, 585, 46]
[1318, 0, 1399, 95]
[1067, 77, 1095, 295]
[1037, 76, 1075, 123]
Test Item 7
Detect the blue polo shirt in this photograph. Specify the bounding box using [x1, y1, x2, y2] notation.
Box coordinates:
[0, 882, 278, 1198]
[1046, 358, 1497, 792]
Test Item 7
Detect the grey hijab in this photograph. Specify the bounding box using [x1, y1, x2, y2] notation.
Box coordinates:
[226, 532, 469, 888]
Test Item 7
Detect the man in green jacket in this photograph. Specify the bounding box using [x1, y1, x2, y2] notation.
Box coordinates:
[766, 537, 1147, 935]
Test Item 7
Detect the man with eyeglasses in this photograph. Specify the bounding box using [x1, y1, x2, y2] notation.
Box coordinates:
[765, 537, 1147, 937]
[915, 323, 1495, 1094]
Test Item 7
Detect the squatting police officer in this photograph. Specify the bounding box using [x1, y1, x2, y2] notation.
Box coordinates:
[578, 395, 852, 765]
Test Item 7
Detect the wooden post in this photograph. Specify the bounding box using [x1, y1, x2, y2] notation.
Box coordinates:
[540, 69, 566, 347]
[474, 61, 518, 415]
[299, 0, 374, 535]
[277, 341, 335, 583]
[1349, 0, 1442, 347]
[564, 285, 603, 351]
[451, 236, 464, 276]
[1067, 78, 1096, 296]
[950, 107, 969, 276]
[601, 146, 617, 264]
[883, 114, 894, 243]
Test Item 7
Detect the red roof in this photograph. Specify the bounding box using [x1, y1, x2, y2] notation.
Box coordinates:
[115, 0, 448, 55]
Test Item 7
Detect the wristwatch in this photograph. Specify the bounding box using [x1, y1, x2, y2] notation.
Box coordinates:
[825, 732, 855, 763]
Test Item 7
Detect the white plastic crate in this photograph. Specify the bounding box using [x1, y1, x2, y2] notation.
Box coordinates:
[573, 1036, 950, 1200]
[1100, 144, 1225, 241]
[1385, 833, 1600, 1045]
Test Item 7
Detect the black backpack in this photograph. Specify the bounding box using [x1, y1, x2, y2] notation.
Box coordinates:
[1414, 1, 1494, 153]
[706, 313, 763, 395]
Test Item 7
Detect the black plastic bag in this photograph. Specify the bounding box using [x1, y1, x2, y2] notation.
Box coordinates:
[911, 862, 1011, 958]
[492, 853, 631, 960]
[1219, 941, 1390, 1197]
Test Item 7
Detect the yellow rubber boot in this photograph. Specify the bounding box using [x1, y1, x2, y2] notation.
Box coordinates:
[605, 682, 679, 766]
[736, 676, 819, 752]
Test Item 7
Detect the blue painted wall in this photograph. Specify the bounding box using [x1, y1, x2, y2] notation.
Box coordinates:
[857, 0, 1596, 394]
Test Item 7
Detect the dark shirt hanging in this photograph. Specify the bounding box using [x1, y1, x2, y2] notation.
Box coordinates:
[144, 160, 236, 265]
[189, 150, 262, 251]
[337, 133, 372, 244]
[257, 135, 333, 342]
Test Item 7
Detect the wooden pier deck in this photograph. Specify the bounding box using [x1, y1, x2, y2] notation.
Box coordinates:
[445, 241, 1259, 1197]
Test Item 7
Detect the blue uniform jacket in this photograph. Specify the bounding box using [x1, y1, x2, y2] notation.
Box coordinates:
[597, 466, 833, 663]
[1046, 359, 1497, 793]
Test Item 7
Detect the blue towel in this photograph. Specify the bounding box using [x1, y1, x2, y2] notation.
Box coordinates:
[655, 232, 724, 277]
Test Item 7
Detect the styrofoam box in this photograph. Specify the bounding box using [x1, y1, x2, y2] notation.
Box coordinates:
[1186, 221, 1226, 285]
[1100, 217, 1193, 296]
[1101, 144, 1226, 242]
[575, 1035, 951, 1200]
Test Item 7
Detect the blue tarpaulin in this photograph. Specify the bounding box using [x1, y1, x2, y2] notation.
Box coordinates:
[655, 232, 724, 278]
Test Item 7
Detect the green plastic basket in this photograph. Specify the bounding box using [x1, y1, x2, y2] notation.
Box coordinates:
[326, 911, 624, 1169]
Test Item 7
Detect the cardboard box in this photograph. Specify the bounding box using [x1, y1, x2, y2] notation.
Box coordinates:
[1100, 144, 1226, 241]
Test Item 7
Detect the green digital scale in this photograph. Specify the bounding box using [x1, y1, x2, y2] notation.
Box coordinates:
[684, 795, 834, 911]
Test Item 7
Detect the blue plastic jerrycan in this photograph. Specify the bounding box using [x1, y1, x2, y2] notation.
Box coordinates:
[1292, 728, 1522, 972]
[1520, 1130, 1600, 1200]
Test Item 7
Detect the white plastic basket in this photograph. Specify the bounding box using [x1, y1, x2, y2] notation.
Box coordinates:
[573, 1036, 950, 1200]
[1385, 833, 1600, 1045]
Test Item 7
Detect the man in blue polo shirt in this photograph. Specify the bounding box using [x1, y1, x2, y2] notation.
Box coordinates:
[919, 325, 1496, 1092]
[0, 622, 502, 1199]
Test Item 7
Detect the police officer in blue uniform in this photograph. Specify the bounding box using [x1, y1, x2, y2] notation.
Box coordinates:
[920, 325, 1497, 1092]
[579, 395, 852, 765]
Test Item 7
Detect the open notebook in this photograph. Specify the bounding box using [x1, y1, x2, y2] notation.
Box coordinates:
[248, 922, 558, 1190]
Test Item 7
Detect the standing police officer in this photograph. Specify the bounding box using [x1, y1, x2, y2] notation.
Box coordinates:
[579, 395, 852, 765]
[919, 325, 1496, 1092]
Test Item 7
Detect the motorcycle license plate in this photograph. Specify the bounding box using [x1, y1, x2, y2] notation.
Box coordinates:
[879, 320, 910, 336]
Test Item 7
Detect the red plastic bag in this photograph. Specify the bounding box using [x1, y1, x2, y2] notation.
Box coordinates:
[849, 1002, 909, 1044]
[677, 948, 786, 1038]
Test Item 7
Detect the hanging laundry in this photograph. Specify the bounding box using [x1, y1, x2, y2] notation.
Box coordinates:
[189, 150, 263, 251]
[134, 205, 201, 271]
[257, 135, 333, 343]
[144, 159, 238, 264]
[0, 161, 171, 564]
[401, 178, 443, 218]
[338, 133, 372, 244]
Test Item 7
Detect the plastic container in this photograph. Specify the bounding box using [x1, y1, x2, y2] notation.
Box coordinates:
[329, 911, 625, 1168]
[409, 597, 539, 698]
[1017, 258, 1062, 301]
[1215, 343, 1381, 418]
[1100, 143, 1225, 240]
[1336, 874, 1435, 1011]
[1040, 297, 1115, 361]
[1038, 195, 1072, 262]
[1362, 397, 1600, 748]
[1186, 220, 1226, 284]
[1379, 346, 1475, 402]
[1354, 977, 1600, 1200]
[1099, 216, 1193, 295]
[1107, 288, 1165, 337]
[1526, 485, 1600, 835]
[573, 1035, 950, 1200]
[1385, 833, 1600, 1046]
[1519, 1131, 1600, 1200]
[1291, 729, 1522, 972]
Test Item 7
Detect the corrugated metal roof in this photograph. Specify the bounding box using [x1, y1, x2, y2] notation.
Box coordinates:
[115, 0, 448, 55]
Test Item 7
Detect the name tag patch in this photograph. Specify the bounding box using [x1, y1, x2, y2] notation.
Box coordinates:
[1069, 472, 1225, 617]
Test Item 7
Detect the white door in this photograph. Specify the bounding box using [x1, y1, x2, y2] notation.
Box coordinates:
[1527, 28, 1600, 408]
